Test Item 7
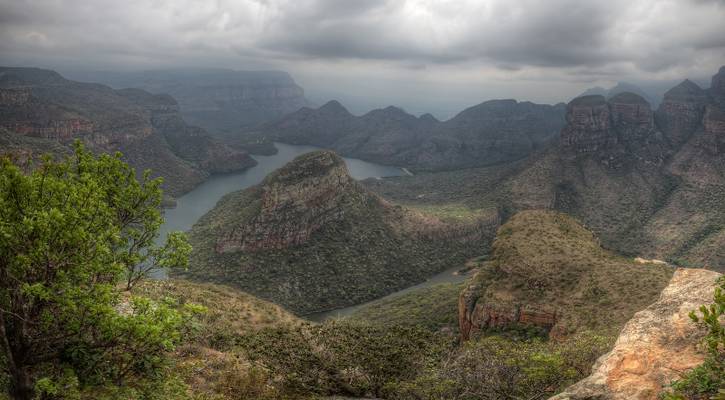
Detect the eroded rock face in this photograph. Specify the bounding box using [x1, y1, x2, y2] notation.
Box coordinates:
[458, 290, 557, 340]
[703, 105, 725, 152]
[216, 151, 358, 252]
[609, 92, 655, 141]
[551, 268, 722, 400]
[655, 79, 708, 145]
[560, 95, 616, 152]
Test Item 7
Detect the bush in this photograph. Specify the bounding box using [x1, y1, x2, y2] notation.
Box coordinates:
[240, 320, 451, 398]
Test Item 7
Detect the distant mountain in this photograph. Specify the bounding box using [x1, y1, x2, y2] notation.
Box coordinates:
[578, 81, 660, 107]
[63, 68, 313, 137]
[0, 67, 255, 197]
[263, 99, 566, 170]
[366, 65, 725, 272]
[180, 150, 500, 313]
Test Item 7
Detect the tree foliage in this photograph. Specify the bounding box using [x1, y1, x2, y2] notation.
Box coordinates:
[0, 144, 193, 399]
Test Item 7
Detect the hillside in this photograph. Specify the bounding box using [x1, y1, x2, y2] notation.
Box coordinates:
[0, 67, 256, 196]
[65, 68, 313, 138]
[263, 99, 565, 170]
[365, 65, 725, 272]
[179, 150, 500, 314]
[459, 210, 674, 340]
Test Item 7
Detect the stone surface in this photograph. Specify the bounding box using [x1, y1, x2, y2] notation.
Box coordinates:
[216, 151, 356, 252]
[551, 268, 721, 400]
[655, 79, 708, 145]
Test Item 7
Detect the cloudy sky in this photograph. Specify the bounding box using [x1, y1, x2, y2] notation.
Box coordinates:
[1, 0, 724, 116]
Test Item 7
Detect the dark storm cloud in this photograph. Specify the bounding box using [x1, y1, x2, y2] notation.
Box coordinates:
[0, 0, 723, 86]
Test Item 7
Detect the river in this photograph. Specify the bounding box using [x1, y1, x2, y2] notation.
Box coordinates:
[155, 142, 471, 320]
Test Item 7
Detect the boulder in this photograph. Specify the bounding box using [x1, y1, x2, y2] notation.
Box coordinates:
[551, 268, 722, 400]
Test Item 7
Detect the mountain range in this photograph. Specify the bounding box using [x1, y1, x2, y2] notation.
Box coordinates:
[63, 68, 313, 137]
[0, 67, 256, 197]
[263, 98, 567, 170]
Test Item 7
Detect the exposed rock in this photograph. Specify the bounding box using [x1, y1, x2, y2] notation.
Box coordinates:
[711, 65, 725, 102]
[0, 67, 255, 196]
[551, 268, 721, 400]
[703, 105, 725, 152]
[458, 211, 674, 341]
[609, 92, 655, 141]
[216, 151, 356, 252]
[655, 79, 708, 145]
[560, 95, 616, 152]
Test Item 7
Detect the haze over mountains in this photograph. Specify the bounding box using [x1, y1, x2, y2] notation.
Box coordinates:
[64, 68, 313, 137]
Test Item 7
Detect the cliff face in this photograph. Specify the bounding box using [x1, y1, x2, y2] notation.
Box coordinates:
[655, 79, 708, 145]
[183, 150, 500, 314]
[216, 152, 357, 252]
[560, 92, 662, 158]
[551, 268, 722, 400]
[65, 68, 313, 135]
[0, 67, 255, 196]
[458, 210, 674, 341]
[264, 99, 565, 170]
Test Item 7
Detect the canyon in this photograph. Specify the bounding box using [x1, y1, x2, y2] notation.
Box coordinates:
[0, 67, 256, 197]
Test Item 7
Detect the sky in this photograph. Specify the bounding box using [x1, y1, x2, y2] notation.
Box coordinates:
[1, 0, 725, 117]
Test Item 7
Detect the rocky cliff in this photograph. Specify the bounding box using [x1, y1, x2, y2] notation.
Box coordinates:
[551, 268, 722, 400]
[458, 211, 673, 340]
[215, 151, 358, 252]
[65, 68, 313, 136]
[181, 150, 500, 314]
[0, 67, 255, 196]
[264, 99, 565, 170]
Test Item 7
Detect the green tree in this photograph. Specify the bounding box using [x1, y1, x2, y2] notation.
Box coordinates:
[0, 144, 192, 399]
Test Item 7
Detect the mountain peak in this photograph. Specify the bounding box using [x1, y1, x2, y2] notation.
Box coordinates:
[609, 91, 649, 105]
[217, 150, 356, 253]
[319, 100, 351, 115]
[569, 94, 607, 107]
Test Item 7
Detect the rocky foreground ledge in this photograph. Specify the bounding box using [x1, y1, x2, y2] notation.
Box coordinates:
[551, 268, 722, 400]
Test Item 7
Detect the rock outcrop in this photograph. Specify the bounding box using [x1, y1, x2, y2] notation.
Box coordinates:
[560, 95, 616, 152]
[561, 92, 662, 155]
[458, 211, 674, 341]
[264, 99, 565, 170]
[655, 79, 708, 145]
[216, 152, 357, 252]
[551, 268, 722, 400]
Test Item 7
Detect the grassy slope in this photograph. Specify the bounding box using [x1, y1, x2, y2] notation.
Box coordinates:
[349, 282, 465, 332]
[182, 181, 490, 314]
[132, 279, 304, 399]
[468, 210, 674, 337]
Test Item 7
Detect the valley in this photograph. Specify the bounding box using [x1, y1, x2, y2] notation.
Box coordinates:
[2, 63, 725, 400]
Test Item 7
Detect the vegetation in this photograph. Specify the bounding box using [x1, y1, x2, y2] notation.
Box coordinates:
[0, 144, 193, 399]
[665, 276, 725, 400]
[464, 210, 674, 337]
[350, 282, 465, 332]
[182, 164, 493, 314]
[389, 332, 612, 400]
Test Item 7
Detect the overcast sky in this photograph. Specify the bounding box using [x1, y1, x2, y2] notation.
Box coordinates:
[1, 0, 724, 116]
